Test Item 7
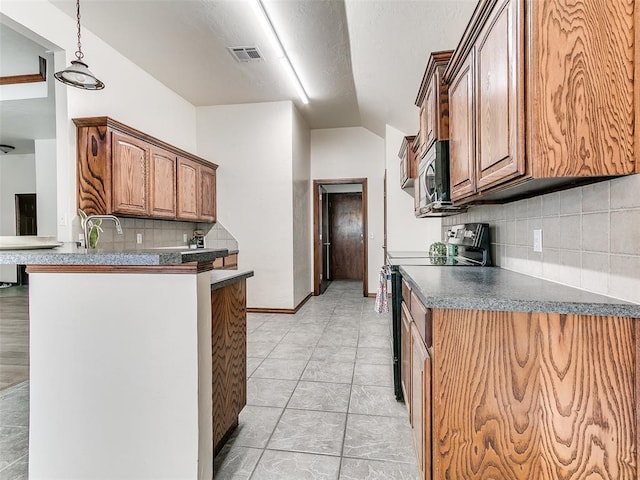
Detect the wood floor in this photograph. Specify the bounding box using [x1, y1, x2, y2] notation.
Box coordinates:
[0, 286, 29, 390]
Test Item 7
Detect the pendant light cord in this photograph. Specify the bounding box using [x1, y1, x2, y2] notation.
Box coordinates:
[75, 0, 84, 61]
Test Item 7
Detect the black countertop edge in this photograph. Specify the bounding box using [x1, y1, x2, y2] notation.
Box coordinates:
[399, 265, 640, 318]
[210, 270, 254, 291]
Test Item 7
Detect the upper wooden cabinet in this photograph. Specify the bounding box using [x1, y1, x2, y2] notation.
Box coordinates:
[415, 51, 453, 158]
[444, 0, 638, 203]
[149, 146, 177, 219]
[176, 157, 217, 222]
[74, 117, 217, 222]
[448, 53, 476, 201]
[177, 157, 199, 221]
[398, 135, 418, 188]
[111, 131, 149, 217]
[199, 163, 217, 223]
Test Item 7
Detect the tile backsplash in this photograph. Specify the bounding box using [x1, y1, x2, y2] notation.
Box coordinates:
[83, 219, 238, 252]
[442, 175, 640, 304]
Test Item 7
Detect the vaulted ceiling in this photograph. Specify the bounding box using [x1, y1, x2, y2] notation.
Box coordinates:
[1, 0, 477, 153]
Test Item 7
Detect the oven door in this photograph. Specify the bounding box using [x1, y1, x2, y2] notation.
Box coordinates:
[418, 148, 437, 210]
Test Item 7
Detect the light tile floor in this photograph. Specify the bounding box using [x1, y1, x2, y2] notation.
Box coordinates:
[214, 280, 419, 479]
[0, 280, 418, 480]
[0, 381, 28, 480]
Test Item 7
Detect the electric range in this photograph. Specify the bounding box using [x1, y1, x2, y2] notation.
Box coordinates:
[386, 223, 492, 401]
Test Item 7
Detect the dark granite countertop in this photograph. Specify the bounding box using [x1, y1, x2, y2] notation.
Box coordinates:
[399, 265, 640, 318]
[210, 269, 254, 290]
[0, 243, 229, 266]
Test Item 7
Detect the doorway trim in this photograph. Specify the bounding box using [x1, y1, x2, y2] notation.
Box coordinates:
[313, 178, 368, 297]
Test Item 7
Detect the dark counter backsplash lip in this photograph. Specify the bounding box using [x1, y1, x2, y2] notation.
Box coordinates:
[399, 265, 640, 318]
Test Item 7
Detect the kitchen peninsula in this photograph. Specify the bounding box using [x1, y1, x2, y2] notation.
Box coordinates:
[0, 244, 253, 480]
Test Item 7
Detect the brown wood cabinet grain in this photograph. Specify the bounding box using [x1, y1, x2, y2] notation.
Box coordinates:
[149, 146, 176, 219]
[111, 131, 149, 216]
[399, 135, 418, 189]
[431, 308, 637, 479]
[74, 117, 217, 222]
[211, 279, 247, 455]
[177, 157, 199, 220]
[411, 321, 431, 480]
[415, 50, 452, 158]
[448, 53, 476, 201]
[199, 164, 217, 223]
[475, 0, 524, 191]
[400, 301, 412, 422]
[444, 0, 637, 203]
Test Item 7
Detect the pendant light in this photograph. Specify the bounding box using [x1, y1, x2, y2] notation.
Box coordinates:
[54, 0, 104, 90]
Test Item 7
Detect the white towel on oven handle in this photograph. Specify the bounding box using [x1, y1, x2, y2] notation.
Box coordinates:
[374, 265, 389, 313]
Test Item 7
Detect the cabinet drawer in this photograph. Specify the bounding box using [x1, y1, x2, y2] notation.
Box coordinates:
[213, 257, 224, 269]
[224, 254, 238, 269]
[402, 279, 411, 304]
[410, 291, 432, 349]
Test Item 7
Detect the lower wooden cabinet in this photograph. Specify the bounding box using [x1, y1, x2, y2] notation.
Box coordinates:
[431, 308, 637, 479]
[400, 302, 412, 421]
[411, 322, 431, 480]
[400, 285, 638, 479]
[211, 278, 247, 454]
[213, 253, 239, 270]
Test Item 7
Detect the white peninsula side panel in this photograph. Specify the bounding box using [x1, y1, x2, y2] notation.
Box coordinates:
[28, 271, 213, 480]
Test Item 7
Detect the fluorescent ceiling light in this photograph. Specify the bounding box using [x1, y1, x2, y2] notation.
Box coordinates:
[249, 0, 309, 105]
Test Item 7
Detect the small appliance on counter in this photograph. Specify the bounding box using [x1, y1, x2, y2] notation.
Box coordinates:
[386, 222, 492, 400]
[192, 230, 205, 248]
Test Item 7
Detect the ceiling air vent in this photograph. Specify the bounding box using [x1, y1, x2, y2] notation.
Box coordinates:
[228, 46, 264, 63]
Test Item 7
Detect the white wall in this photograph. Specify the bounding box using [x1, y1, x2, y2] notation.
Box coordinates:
[34, 139, 56, 236]
[311, 127, 385, 295]
[197, 102, 296, 309]
[385, 124, 442, 251]
[292, 105, 312, 306]
[1, 1, 198, 241]
[0, 153, 36, 282]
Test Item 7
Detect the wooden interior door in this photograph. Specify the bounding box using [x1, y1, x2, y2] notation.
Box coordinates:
[15, 193, 37, 285]
[329, 193, 363, 280]
[319, 185, 331, 294]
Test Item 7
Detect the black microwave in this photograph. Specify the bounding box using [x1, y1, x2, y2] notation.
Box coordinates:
[416, 140, 463, 216]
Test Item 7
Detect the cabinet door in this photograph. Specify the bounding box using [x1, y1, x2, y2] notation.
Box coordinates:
[411, 322, 431, 480]
[475, 0, 524, 190]
[111, 132, 149, 216]
[401, 302, 412, 420]
[149, 147, 176, 219]
[176, 157, 199, 220]
[400, 149, 409, 187]
[199, 164, 216, 222]
[448, 53, 476, 201]
[423, 77, 437, 153]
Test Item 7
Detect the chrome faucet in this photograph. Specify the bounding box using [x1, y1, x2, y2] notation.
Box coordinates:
[83, 215, 123, 248]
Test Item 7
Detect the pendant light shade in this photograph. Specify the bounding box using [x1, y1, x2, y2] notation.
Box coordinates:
[55, 60, 104, 90]
[55, 0, 104, 90]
